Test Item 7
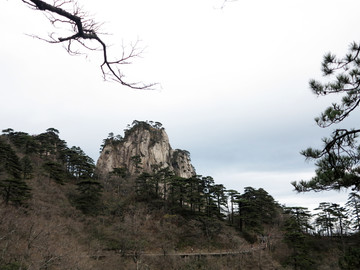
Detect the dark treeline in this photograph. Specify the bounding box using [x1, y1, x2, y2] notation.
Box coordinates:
[0, 128, 102, 214]
[109, 163, 281, 241]
[2, 127, 359, 238]
[1, 127, 360, 270]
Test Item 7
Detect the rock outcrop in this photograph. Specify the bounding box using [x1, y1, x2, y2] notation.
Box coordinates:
[96, 121, 196, 178]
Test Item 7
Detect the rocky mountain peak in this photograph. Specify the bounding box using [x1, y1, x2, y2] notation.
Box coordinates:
[96, 121, 196, 178]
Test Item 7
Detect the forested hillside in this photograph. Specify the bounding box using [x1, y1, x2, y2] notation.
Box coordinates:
[0, 124, 359, 270]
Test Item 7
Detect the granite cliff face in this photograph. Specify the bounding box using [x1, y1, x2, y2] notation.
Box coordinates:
[96, 121, 196, 178]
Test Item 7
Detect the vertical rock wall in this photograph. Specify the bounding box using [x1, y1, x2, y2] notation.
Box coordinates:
[96, 122, 195, 178]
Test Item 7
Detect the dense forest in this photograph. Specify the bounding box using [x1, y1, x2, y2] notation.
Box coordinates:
[0, 125, 360, 269]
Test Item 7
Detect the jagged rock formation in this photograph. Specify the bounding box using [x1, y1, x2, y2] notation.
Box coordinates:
[96, 121, 196, 178]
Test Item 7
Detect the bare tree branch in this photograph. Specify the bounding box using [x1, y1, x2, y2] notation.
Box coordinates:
[219, 0, 237, 9]
[21, 0, 157, 89]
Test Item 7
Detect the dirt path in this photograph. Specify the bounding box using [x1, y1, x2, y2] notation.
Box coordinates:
[129, 243, 267, 258]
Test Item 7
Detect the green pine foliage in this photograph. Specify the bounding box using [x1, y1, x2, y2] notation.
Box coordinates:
[0, 139, 31, 206]
[284, 207, 313, 233]
[346, 192, 360, 231]
[236, 187, 280, 234]
[0, 128, 98, 212]
[73, 179, 103, 215]
[132, 167, 281, 242]
[20, 156, 33, 179]
[294, 41, 360, 192]
[0, 139, 22, 179]
[0, 178, 31, 206]
[42, 161, 67, 184]
[283, 215, 316, 270]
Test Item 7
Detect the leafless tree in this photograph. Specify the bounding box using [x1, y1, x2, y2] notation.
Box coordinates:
[21, 0, 156, 89]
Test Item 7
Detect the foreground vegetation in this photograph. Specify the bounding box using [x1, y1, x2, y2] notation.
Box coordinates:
[0, 126, 359, 269]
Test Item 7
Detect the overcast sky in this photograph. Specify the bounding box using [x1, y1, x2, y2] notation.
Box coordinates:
[1, 0, 360, 211]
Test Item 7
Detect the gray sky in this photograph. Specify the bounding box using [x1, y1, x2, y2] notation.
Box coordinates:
[1, 0, 359, 211]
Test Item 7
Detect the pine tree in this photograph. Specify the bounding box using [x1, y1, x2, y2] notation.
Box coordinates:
[293, 42, 360, 192]
[64, 146, 95, 179]
[135, 172, 154, 201]
[284, 207, 313, 233]
[42, 161, 66, 184]
[314, 202, 338, 236]
[0, 139, 31, 206]
[283, 215, 316, 270]
[226, 189, 240, 225]
[330, 203, 349, 237]
[237, 187, 278, 233]
[0, 178, 31, 206]
[20, 156, 33, 179]
[73, 179, 103, 215]
[212, 184, 228, 217]
[345, 192, 360, 232]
